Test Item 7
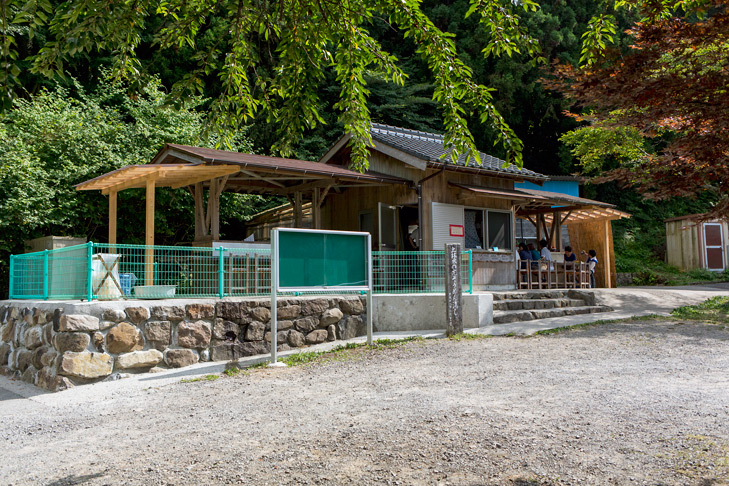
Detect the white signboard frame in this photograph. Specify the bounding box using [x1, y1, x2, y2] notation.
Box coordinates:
[270, 228, 374, 365]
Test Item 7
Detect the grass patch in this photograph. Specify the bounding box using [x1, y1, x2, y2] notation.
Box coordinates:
[279, 337, 424, 367]
[448, 332, 492, 341]
[181, 374, 220, 383]
[671, 296, 729, 323]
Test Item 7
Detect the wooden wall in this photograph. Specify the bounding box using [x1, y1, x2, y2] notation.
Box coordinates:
[567, 219, 617, 288]
[420, 169, 513, 252]
[665, 220, 701, 271]
[665, 219, 729, 271]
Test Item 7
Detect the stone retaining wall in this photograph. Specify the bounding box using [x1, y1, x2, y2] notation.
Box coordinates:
[0, 296, 367, 392]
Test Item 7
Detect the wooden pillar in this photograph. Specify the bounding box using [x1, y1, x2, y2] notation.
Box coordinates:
[553, 212, 562, 251]
[108, 190, 117, 245]
[294, 191, 303, 228]
[145, 178, 155, 286]
[312, 188, 321, 229]
[210, 178, 221, 240]
[536, 214, 543, 243]
[604, 219, 612, 288]
[193, 183, 207, 241]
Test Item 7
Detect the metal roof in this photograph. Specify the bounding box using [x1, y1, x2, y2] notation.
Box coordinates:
[369, 123, 548, 181]
[153, 144, 409, 185]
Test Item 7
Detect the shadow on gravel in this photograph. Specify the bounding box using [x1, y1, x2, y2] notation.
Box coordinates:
[539, 319, 729, 342]
[45, 472, 105, 485]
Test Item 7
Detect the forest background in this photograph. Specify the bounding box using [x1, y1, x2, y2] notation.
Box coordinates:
[0, 0, 724, 295]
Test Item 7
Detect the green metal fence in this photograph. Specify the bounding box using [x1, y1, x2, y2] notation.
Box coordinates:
[8, 243, 472, 300]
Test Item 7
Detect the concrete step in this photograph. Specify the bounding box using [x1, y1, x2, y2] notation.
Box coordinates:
[492, 305, 613, 324]
[493, 298, 586, 311]
[492, 290, 569, 301]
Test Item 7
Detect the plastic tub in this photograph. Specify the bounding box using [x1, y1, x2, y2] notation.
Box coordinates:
[133, 285, 176, 299]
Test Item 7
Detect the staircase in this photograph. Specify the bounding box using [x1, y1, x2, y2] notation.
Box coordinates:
[492, 289, 613, 324]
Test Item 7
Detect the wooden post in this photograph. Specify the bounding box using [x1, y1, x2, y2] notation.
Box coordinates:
[211, 178, 221, 240]
[604, 219, 612, 288]
[445, 243, 463, 337]
[312, 188, 321, 229]
[193, 183, 207, 241]
[145, 178, 155, 286]
[294, 191, 303, 228]
[536, 214, 543, 243]
[108, 190, 117, 245]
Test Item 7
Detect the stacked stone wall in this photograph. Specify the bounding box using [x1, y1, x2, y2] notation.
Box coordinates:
[0, 296, 367, 392]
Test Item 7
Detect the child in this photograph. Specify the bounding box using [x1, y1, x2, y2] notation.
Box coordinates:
[581, 249, 598, 288]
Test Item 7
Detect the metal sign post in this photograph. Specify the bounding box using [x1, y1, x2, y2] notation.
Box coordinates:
[270, 228, 373, 365]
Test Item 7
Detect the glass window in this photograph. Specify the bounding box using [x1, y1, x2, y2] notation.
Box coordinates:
[487, 211, 512, 251]
[464, 209, 484, 249]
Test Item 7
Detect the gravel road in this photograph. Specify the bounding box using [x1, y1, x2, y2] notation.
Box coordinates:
[2, 318, 729, 486]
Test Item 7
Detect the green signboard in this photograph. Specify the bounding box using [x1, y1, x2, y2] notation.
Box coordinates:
[275, 229, 370, 290]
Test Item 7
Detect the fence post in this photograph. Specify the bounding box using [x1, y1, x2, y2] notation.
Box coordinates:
[218, 246, 225, 298]
[86, 242, 94, 302]
[43, 250, 49, 300]
[468, 249, 473, 294]
[445, 243, 463, 337]
[8, 254, 14, 299]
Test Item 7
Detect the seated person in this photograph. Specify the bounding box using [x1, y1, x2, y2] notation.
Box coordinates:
[517, 243, 531, 269]
[564, 245, 577, 262]
[528, 243, 541, 261]
[539, 239, 553, 262]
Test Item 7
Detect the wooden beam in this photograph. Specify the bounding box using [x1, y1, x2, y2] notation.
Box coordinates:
[102, 170, 163, 195]
[169, 166, 240, 189]
[518, 204, 595, 217]
[238, 169, 287, 188]
[145, 178, 155, 286]
[318, 184, 332, 209]
[108, 190, 117, 245]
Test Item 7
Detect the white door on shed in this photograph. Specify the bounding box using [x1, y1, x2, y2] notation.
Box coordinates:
[431, 202, 465, 251]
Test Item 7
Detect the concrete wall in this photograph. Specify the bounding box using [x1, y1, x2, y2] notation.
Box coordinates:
[373, 293, 493, 331]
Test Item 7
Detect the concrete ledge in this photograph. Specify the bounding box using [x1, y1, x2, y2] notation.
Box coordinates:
[373, 293, 493, 331]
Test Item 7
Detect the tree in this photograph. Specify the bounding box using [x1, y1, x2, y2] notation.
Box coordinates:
[550, 0, 729, 218]
[0, 0, 548, 170]
[0, 75, 274, 293]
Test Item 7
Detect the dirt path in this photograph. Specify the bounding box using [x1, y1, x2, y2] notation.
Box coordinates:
[2, 318, 729, 485]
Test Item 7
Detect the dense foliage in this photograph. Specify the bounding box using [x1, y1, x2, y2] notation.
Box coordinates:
[0, 76, 276, 292]
[551, 0, 729, 218]
[0, 0, 557, 171]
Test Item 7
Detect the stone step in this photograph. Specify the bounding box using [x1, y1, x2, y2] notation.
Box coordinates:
[492, 298, 586, 311]
[491, 290, 569, 301]
[492, 305, 613, 324]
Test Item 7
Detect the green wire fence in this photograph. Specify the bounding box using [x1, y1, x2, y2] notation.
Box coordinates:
[8, 243, 472, 300]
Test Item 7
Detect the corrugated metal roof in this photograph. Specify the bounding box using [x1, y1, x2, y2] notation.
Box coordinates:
[155, 144, 409, 184]
[369, 123, 548, 181]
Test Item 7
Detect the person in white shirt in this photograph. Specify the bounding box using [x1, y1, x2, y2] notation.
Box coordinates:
[539, 239, 553, 262]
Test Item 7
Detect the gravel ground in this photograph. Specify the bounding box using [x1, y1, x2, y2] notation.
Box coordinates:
[2, 318, 729, 486]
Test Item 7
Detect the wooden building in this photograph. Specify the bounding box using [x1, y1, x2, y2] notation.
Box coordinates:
[666, 214, 728, 272]
[77, 124, 629, 290]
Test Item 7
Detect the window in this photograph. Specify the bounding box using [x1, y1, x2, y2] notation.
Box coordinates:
[463, 209, 512, 251]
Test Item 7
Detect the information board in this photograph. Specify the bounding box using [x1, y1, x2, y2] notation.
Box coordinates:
[269, 228, 373, 365]
[274, 229, 370, 291]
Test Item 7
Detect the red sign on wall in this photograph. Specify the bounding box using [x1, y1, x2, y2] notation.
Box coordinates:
[449, 225, 465, 237]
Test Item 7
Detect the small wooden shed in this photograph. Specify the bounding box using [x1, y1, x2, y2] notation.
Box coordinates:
[665, 214, 728, 272]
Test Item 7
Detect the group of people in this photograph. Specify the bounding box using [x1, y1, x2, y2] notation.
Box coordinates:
[517, 240, 599, 288]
